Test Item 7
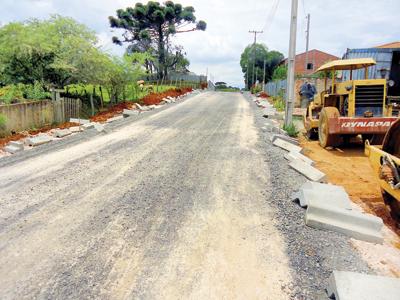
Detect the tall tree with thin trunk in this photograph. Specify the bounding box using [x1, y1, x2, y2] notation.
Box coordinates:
[109, 1, 206, 78]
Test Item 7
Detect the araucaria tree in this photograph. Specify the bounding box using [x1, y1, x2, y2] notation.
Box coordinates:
[109, 1, 206, 78]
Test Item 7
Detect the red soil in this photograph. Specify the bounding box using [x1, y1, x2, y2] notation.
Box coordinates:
[141, 87, 193, 105]
[90, 102, 136, 123]
[258, 91, 269, 98]
[90, 88, 193, 122]
[0, 122, 79, 148]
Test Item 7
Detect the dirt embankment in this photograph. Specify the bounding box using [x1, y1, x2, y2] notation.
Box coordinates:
[300, 137, 399, 236]
[90, 88, 193, 123]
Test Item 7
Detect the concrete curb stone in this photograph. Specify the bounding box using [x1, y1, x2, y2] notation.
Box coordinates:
[284, 151, 315, 166]
[53, 129, 72, 138]
[289, 159, 327, 182]
[69, 118, 90, 124]
[327, 270, 400, 300]
[273, 138, 303, 153]
[25, 134, 53, 146]
[305, 198, 383, 243]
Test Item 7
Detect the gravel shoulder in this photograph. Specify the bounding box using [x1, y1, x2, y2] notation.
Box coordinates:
[248, 93, 373, 299]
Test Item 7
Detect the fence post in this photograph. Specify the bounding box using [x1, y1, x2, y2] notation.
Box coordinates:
[89, 94, 95, 116]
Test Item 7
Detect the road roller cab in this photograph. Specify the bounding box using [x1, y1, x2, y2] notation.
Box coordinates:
[304, 58, 398, 147]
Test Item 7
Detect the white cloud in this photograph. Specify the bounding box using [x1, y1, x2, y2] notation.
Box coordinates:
[1, 0, 400, 87]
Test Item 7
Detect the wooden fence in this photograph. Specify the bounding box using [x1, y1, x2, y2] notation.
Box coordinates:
[0, 98, 80, 137]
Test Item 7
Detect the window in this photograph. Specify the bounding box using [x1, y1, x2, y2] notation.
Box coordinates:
[306, 63, 314, 70]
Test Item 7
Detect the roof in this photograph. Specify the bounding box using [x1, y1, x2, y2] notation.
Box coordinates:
[280, 49, 339, 64]
[375, 41, 400, 49]
[316, 58, 376, 72]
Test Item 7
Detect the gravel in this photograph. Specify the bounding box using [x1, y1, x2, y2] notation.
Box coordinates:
[248, 93, 372, 299]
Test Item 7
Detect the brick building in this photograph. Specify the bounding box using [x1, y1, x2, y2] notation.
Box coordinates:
[281, 49, 339, 76]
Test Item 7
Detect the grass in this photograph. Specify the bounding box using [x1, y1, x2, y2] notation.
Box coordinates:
[272, 96, 285, 111]
[283, 122, 299, 137]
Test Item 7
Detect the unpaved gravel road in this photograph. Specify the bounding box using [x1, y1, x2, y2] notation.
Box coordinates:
[0, 92, 296, 299]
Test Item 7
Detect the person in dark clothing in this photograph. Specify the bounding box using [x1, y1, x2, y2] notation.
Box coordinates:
[299, 81, 317, 108]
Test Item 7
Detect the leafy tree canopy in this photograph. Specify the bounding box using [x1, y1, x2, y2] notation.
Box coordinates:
[109, 1, 206, 78]
[272, 64, 287, 81]
[240, 43, 284, 88]
[0, 15, 105, 87]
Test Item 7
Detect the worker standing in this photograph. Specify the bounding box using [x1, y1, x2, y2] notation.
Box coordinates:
[299, 81, 316, 108]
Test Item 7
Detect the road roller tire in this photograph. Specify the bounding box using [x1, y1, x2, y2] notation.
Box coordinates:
[318, 107, 341, 148]
[382, 190, 400, 226]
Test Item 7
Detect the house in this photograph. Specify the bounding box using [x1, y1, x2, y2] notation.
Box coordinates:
[281, 49, 339, 75]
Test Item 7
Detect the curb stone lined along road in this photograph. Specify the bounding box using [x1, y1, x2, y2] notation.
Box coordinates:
[248, 92, 372, 299]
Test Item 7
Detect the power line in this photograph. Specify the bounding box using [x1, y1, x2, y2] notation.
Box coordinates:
[262, 0, 281, 33]
[301, 0, 306, 16]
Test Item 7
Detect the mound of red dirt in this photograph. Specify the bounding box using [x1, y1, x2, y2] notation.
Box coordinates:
[141, 87, 193, 105]
[258, 91, 269, 98]
[90, 102, 136, 123]
[90, 88, 193, 122]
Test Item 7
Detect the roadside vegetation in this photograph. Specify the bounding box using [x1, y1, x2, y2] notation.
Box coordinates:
[271, 90, 286, 111]
[282, 122, 299, 137]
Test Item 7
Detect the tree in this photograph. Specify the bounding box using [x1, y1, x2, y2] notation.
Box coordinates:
[109, 1, 206, 78]
[240, 43, 284, 88]
[272, 65, 287, 81]
[100, 53, 148, 104]
[0, 15, 103, 88]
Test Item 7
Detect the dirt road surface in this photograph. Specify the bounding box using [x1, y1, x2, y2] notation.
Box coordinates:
[0, 92, 293, 299]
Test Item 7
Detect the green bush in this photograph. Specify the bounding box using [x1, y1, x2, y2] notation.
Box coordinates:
[0, 85, 24, 103]
[24, 81, 50, 100]
[283, 122, 299, 137]
[251, 85, 262, 94]
[272, 65, 287, 81]
[0, 82, 50, 103]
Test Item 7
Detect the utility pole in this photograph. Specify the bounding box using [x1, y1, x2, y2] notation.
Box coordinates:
[263, 59, 266, 91]
[305, 13, 310, 72]
[284, 0, 298, 127]
[249, 30, 263, 89]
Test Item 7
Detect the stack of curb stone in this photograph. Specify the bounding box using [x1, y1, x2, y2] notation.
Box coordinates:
[272, 136, 327, 182]
[292, 181, 384, 244]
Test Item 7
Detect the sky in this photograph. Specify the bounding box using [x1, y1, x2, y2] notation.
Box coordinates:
[2, 0, 400, 87]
